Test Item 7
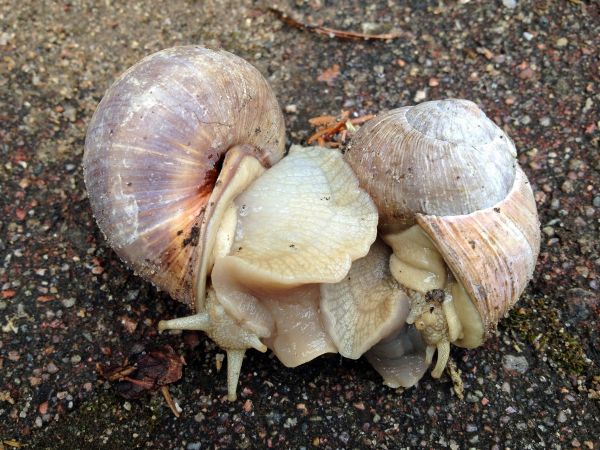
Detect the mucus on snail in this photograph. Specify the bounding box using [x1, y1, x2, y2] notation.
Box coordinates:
[84, 46, 541, 401]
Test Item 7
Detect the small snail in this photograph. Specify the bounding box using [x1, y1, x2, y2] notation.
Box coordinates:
[345, 99, 541, 384]
[84, 47, 540, 400]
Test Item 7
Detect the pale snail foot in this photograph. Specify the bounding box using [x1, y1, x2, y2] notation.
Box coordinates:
[408, 289, 464, 378]
[159, 289, 267, 401]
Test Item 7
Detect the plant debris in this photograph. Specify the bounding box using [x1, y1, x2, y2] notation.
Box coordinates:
[317, 64, 341, 85]
[447, 358, 465, 400]
[97, 345, 184, 416]
[1, 440, 24, 449]
[307, 111, 375, 147]
[269, 7, 404, 41]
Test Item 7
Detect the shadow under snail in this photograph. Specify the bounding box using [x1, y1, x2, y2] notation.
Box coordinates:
[83, 46, 541, 401]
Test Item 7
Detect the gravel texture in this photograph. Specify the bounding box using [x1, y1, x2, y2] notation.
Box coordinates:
[1, 0, 599, 448]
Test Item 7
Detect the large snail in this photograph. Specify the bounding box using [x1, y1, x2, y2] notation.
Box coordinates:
[84, 46, 540, 401]
[345, 100, 541, 383]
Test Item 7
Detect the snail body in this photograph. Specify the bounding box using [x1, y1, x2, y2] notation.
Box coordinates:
[84, 47, 540, 400]
[84, 47, 380, 400]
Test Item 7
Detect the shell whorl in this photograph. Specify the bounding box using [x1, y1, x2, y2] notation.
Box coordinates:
[345, 99, 518, 232]
[83, 46, 285, 307]
[417, 166, 541, 337]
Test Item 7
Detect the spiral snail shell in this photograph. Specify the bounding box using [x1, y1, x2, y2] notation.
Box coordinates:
[84, 46, 286, 309]
[84, 47, 540, 400]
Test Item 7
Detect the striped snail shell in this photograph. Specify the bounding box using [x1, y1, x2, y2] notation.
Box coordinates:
[84, 46, 285, 309]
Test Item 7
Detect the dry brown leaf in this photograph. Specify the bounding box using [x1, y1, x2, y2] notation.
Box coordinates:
[317, 64, 340, 85]
[97, 344, 184, 400]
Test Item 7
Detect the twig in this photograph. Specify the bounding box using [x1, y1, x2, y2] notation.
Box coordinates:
[269, 7, 402, 41]
[307, 120, 345, 144]
[349, 114, 375, 126]
[160, 386, 181, 418]
[307, 111, 375, 147]
[308, 115, 337, 127]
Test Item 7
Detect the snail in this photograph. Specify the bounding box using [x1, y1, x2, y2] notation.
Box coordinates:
[84, 46, 540, 401]
[84, 46, 379, 400]
[344, 99, 541, 384]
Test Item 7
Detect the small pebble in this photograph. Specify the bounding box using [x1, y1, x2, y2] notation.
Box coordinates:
[519, 67, 534, 80]
[502, 0, 517, 8]
[63, 106, 77, 122]
[557, 410, 567, 423]
[414, 90, 427, 102]
[561, 180, 574, 193]
[38, 401, 48, 415]
[555, 37, 568, 48]
[283, 417, 297, 428]
[46, 362, 59, 374]
[466, 393, 479, 403]
[339, 431, 350, 444]
[502, 355, 529, 374]
[61, 297, 76, 308]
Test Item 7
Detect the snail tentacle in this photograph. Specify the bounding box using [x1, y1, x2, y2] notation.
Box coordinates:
[158, 313, 210, 332]
[226, 349, 246, 402]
